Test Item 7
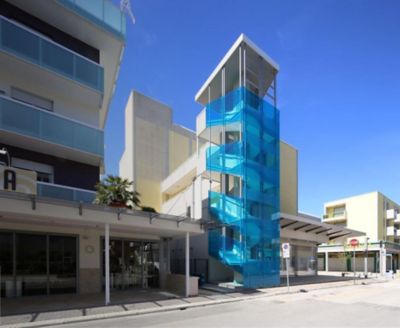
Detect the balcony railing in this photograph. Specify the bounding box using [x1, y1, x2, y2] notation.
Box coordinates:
[37, 182, 96, 203]
[0, 96, 104, 157]
[0, 16, 104, 92]
[58, 0, 126, 38]
[323, 210, 347, 220]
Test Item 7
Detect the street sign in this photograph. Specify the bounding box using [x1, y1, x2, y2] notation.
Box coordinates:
[282, 243, 291, 258]
[350, 239, 359, 247]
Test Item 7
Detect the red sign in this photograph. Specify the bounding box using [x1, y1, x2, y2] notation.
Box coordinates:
[350, 239, 359, 247]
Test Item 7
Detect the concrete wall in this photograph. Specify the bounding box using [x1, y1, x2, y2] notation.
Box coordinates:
[325, 192, 379, 242]
[119, 90, 196, 212]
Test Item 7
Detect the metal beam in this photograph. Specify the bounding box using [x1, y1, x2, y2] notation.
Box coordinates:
[315, 228, 332, 235]
[305, 226, 321, 233]
[281, 221, 298, 229]
[329, 232, 352, 240]
[294, 224, 311, 231]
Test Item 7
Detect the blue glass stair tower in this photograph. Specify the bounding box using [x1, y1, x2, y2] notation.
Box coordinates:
[198, 35, 280, 288]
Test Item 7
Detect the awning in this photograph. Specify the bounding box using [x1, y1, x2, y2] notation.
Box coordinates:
[0, 190, 204, 238]
[280, 212, 364, 244]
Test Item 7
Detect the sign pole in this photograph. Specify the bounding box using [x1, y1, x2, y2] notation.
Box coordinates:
[286, 257, 290, 292]
[349, 239, 359, 285]
[353, 247, 356, 285]
[282, 243, 291, 293]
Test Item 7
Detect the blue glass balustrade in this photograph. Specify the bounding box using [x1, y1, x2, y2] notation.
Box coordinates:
[0, 17, 104, 92]
[206, 87, 280, 288]
[0, 97, 104, 157]
[58, 0, 126, 38]
[37, 182, 96, 203]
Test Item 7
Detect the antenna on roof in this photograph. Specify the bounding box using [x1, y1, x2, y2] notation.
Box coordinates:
[120, 0, 136, 24]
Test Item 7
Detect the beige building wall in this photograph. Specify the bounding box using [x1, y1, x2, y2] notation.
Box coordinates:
[169, 125, 196, 174]
[280, 141, 298, 216]
[323, 191, 400, 243]
[119, 90, 195, 212]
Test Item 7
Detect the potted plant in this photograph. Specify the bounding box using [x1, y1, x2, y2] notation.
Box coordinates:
[94, 175, 140, 209]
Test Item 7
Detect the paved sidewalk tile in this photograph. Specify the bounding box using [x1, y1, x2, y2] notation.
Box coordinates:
[86, 305, 126, 316]
[0, 313, 34, 326]
[36, 309, 83, 322]
[155, 299, 189, 307]
[124, 302, 161, 311]
[206, 294, 235, 300]
[183, 296, 210, 303]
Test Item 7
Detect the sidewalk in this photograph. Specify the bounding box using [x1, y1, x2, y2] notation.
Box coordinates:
[0, 277, 387, 328]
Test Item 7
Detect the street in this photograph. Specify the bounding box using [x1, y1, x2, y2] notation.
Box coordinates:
[57, 279, 400, 328]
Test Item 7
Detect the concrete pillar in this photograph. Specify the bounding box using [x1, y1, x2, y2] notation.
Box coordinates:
[105, 223, 110, 305]
[325, 252, 329, 272]
[380, 245, 386, 276]
[166, 239, 171, 274]
[185, 232, 190, 297]
[159, 238, 166, 289]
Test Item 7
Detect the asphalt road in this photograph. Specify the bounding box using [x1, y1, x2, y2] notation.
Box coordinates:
[57, 279, 400, 328]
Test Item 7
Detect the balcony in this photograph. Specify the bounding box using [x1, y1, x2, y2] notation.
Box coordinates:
[37, 182, 96, 203]
[0, 16, 104, 93]
[58, 0, 126, 38]
[387, 226, 397, 237]
[386, 209, 396, 220]
[323, 210, 347, 224]
[395, 214, 400, 225]
[0, 96, 104, 159]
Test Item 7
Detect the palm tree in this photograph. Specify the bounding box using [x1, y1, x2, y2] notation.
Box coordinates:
[94, 175, 140, 208]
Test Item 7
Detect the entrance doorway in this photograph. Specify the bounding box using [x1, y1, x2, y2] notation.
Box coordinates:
[101, 238, 159, 290]
[0, 231, 77, 298]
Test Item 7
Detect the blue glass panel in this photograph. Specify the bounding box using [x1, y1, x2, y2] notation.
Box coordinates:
[0, 97, 104, 157]
[207, 87, 280, 288]
[0, 17, 104, 93]
[37, 183, 96, 203]
[58, 0, 126, 38]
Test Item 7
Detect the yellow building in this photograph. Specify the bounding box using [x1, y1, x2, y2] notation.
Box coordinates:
[318, 191, 400, 274]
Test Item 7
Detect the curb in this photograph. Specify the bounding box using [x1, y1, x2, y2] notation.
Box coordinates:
[1, 279, 387, 328]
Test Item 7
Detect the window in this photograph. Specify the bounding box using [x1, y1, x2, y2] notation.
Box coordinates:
[333, 206, 346, 217]
[11, 158, 54, 183]
[11, 87, 53, 111]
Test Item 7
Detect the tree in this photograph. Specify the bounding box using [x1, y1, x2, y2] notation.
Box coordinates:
[94, 175, 140, 208]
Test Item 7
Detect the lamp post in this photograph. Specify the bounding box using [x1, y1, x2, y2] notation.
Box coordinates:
[0, 147, 10, 166]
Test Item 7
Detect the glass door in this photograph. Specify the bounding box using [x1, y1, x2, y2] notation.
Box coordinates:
[143, 242, 159, 288]
[0, 232, 13, 297]
[49, 236, 77, 294]
[123, 240, 142, 287]
[16, 234, 47, 296]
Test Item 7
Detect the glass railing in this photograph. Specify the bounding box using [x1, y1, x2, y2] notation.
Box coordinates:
[0, 16, 104, 92]
[37, 182, 96, 203]
[58, 0, 126, 38]
[0, 96, 104, 157]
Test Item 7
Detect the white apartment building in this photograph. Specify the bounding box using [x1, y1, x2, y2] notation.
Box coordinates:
[0, 0, 203, 303]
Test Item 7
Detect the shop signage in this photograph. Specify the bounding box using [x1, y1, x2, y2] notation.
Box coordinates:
[349, 239, 359, 248]
[0, 165, 37, 195]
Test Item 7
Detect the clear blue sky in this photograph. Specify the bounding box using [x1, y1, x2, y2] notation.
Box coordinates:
[106, 0, 400, 216]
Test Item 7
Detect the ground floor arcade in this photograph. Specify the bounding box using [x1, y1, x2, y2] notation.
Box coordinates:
[0, 191, 204, 303]
[318, 242, 400, 274]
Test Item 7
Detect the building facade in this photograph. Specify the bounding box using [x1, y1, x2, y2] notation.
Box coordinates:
[0, 0, 204, 302]
[120, 34, 362, 288]
[318, 192, 400, 274]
